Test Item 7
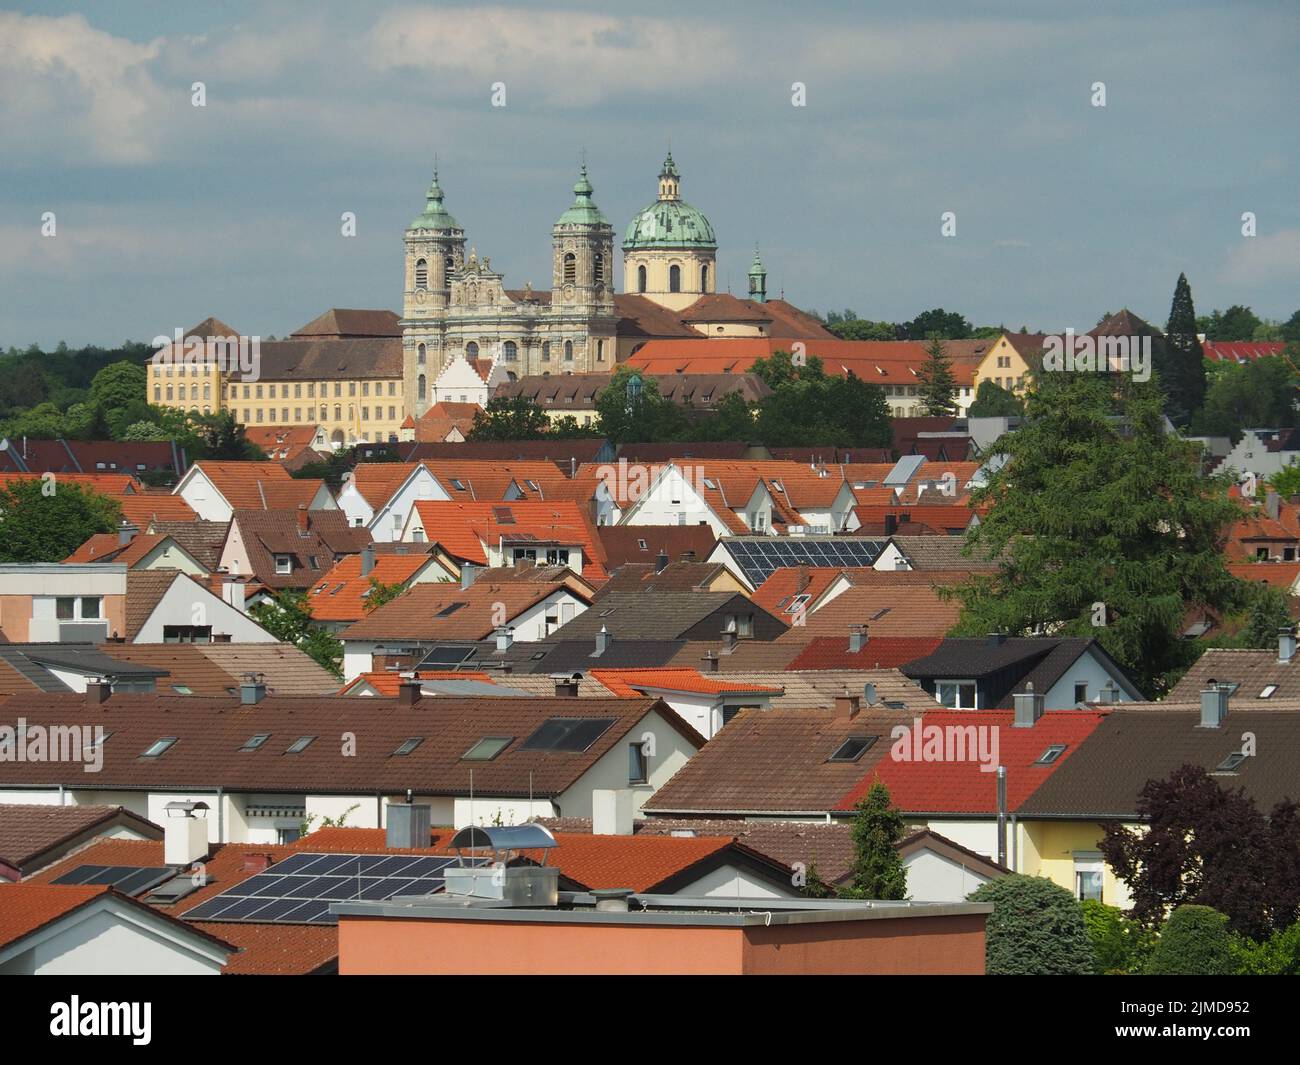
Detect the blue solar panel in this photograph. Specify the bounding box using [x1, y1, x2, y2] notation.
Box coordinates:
[183, 853, 470, 925]
[51, 864, 172, 895]
[725, 538, 887, 582]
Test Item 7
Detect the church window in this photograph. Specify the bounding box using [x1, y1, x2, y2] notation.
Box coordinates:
[597, 340, 605, 362]
[594, 253, 604, 281]
[564, 341, 574, 362]
[638, 265, 647, 293]
[541, 342, 551, 362]
[417, 375, 426, 401]
[445, 254, 454, 273]
[564, 253, 576, 284]
[414, 258, 428, 289]
[670, 265, 681, 293]
[466, 342, 479, 360]
[701, 265, 709, 291]
[504, 341, 518, 362]
[417, 343, 426, 366]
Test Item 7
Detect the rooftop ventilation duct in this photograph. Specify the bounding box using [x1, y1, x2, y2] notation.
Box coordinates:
[1200, 683, 1229, 729]
[163, 800, 210, 867]
[444, 824, 560, 905]
[1012, 682, 1044, 727]
[386, 802, 431, 850]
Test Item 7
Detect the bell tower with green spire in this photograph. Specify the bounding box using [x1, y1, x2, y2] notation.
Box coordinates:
[551, 162, 617, 367]
[403, 166, 465, 321]
[748, 247, 767, 304]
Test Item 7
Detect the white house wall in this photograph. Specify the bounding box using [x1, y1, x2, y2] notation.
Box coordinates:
[133, 577, 277, 643]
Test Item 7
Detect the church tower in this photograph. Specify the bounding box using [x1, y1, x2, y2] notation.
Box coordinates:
[402, 167, 466, 417]
[403, 168, 465, 321]
[552, 164, 615, 315]
[748, 248, 767, 304]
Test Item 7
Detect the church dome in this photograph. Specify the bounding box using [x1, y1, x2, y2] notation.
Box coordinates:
[622, 153, 717, 250]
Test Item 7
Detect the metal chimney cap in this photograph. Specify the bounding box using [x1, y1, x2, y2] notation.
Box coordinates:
[164, 800, 209, 817]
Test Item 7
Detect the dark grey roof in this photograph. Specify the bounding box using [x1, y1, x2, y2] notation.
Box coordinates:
[415, 639, 688, 675]
[0, 646, 74, 692]
[548, 592, 762, 641]
[23, 646, 169, 679]
[1018, 707, 1300, 818]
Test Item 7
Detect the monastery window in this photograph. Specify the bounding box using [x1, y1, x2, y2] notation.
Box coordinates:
[243, 409, 250, 422]
[154, 386, 161, 401]
[669, 264, 681, 293]
[294, 383, 301, 398]
[308, 383, 315, 398]
[362, 382, 370, 397]
[165, 385, 173, 401]
[320, 406, 328, 421]
[415, 258, 428, 289]
[389, 406, 396, 420]
[203, 382, 211, 401]
[255, 385, 263, 399]
[594, 252, 604, 281]
[189, 384, 197, 400]
[466, 342, 479, 360]
[504, 341, 518, 362]
[564, 341, 573, 362]
[334, 404, 342, 421]
[541, 342, 551, 362]
[269, 408, 276, 422]
[417, 343, 426, 366]
[638, 265, 647, 293]
[349, 382, 357, 396]
[243, 385, 250, 399]
[388, 382, 396, 396]
[563, 253, 576, 284]
[362, 407, 369, 421]
[334, 383, 342, 397]
[417, 374, 427, 401]
[256, 409, 264, 423]
[294, 408, 301, 422]
[596, 340, 604, 362]
[445, 254, 454, 273]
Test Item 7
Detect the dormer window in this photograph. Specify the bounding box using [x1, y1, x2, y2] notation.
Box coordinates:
[275, 554, 293, 575]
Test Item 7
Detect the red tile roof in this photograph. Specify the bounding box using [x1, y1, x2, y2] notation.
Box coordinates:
[307, 553, 437, 623]
[589, 668, 782, 698]
[0, 883, 111, 946]
[787, 635, 944, 670]
[750, 567, 847, 617]
[1226, 562, 1300, 589]
[1202, 340, 1286, 362]
[339, 670, 496, 695]
[835, 709, 1110, 814]
[408, 499, 608, 579]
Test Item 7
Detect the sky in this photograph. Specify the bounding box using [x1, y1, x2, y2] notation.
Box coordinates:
[1, 0, 1297, 348]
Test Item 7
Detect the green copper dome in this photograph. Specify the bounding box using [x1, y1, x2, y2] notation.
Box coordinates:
[555, 165, 610, 227]
[623, 153, 716, 250]
[408, 168, 461, 231]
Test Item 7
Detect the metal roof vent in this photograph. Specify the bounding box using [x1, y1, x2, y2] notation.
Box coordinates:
[445, 824, 559, 905]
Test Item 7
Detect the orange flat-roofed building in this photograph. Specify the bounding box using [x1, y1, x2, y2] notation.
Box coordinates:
[335, 894, 991, 975]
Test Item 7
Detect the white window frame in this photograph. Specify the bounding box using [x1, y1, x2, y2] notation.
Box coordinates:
[937, 679, 978, 709]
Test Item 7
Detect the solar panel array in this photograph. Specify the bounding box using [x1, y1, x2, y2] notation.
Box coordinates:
[52, 865, 174, 895]
[183, 852, 472, 925]
[724, 538, 886, 583]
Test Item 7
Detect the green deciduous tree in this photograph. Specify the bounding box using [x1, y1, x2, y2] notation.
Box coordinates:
[0, 478, 122, 563]
[595, 366, 687, 444]
[1145, 905, 1240, 975]
[949, 371, 1246, 695]
[1081, 899, 1157, 974]
[967, 874, 1095, 975]
[248, 590, 343, 678]
[1189, 356, 1298, 441]
[468, 395, 552, 440]
[902, 308, 972, 340]
[968, 378, 1024, 418]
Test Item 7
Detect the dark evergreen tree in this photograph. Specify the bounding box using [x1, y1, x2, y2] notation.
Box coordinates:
[840, 780, 907, 900]
[1164, 272, 1207, 426]
[917, 336, 958, 416]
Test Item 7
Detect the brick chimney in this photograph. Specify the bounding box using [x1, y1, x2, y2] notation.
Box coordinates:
[397, 678, 423, 705]
[701, 650, 719, 674]
[85, 679, 111, 705]
[296, 504, 309, 533]
[834, 689, 861, 717]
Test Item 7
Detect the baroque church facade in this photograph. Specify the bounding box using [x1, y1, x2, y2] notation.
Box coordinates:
[400, 154, 756, 420]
